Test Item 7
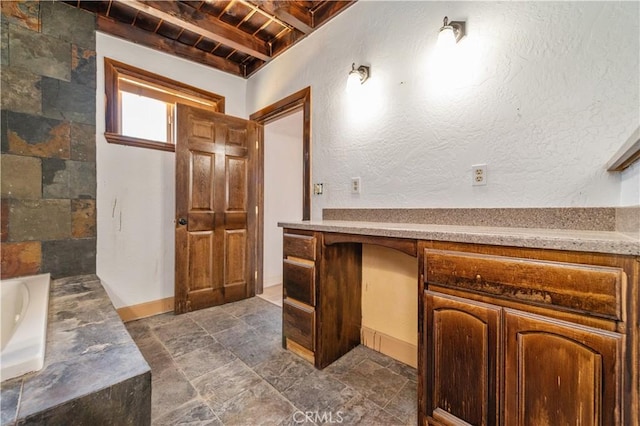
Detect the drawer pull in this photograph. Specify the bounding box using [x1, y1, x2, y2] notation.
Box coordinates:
[476, 274, 482, 281]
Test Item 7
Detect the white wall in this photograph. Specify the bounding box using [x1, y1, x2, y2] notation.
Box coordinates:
[620, 160, 640, 206]
[263, 111, 304, 287]
[247, 1, 640, 219]
[96, 32, 247, 308]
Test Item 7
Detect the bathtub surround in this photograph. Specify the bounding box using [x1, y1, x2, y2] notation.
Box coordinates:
[0, 1, 97, 280]
[0, 275, 151, 425]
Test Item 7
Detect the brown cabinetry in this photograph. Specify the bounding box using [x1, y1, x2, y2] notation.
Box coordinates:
[282, 230, 362, 368]
[503, 309, 622, 426]
[279, 227, 638, 426]
[421, 246, 630, 426]
[424, 291, 501, 425]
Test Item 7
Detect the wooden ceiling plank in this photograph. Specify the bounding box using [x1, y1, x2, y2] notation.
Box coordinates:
[97, 15, 243, 76]
[257, 1, 312, 34]
[252, 18, 275, 36]
[122, 0, 272, 61]
[217, 0, 237, 19]
[311, 1, 355, 29]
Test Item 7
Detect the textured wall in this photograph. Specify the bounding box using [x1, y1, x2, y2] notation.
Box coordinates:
[247, 1, 640, 219]
[1, 1, 97, 279]
[96, 33, 248, 308]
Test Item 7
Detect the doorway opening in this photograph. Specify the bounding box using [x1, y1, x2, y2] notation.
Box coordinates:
[250, 87, 312, 295]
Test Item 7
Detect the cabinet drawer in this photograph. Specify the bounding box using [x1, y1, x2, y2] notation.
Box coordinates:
[283, 300, 315, 351]
[283, 233, 316, 261]
[424, 249, 624, 321]
[283, 259, 315, 306]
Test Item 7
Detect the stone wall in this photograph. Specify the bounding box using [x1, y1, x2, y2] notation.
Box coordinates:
[1, 1, 97, 279]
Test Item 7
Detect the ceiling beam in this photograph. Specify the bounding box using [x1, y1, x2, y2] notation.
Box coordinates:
[257, 1, 312, 34]
[121, 0, 272, 61]
[97, 15, 244, 77]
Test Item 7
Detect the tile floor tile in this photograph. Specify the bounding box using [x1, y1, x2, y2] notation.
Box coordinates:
[124, 297, 417, 426]
[174, 342, 237, 380]
[326, 393, 406, 426]
[213, 381, 296, 426]
[191, 360, 264, 409]
[335, 359, 408, 408]
[189, 310, 245, 335]
[254, 350, 315, 392]
[283, 370, 358, 414]
[384, 380, 418, 423]
[153, 399, 221, 426]
[151, 368, 197, 420]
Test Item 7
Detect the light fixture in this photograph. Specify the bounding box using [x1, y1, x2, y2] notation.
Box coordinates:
[437, 16, 466, 48]
[347, 63, 370, 90]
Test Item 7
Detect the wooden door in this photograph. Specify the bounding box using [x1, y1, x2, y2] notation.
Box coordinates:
[424, 291, 501, 426]
[175, 104, 260, 314]
[504, 309, 622, 426]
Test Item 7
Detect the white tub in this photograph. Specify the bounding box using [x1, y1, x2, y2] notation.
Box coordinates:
[1, 273, 50, 381]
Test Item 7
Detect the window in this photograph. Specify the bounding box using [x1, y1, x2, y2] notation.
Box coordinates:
[104, 58, 225, 152]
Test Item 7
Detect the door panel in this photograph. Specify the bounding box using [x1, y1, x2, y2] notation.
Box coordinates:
[187, 232, 215, 292]
[225, 229, 247, 285]
[504, 309, 622, 426]
[226, 156, 247, 211]
[424, 290, 501, 426]
[190, 152, 215, 211]
[176, 104, 260, 313]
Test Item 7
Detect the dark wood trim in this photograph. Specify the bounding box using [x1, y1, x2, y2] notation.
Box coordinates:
[105, 58, 225, 117]
[104, 132, 175, 152]
[97, 16, 243, 77]
[323, 233, 418, 257]
[250, 87, 312, 294]
[103, 57, 225, 151]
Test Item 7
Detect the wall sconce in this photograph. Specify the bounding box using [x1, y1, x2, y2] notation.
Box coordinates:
[347, 63, 370, 91]
[438, 16, 466, 48]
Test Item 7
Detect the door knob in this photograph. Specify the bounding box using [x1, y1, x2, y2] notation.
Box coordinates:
[178, 217, 187, 226]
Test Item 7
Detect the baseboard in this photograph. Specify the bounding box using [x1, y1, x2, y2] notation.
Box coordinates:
[117, 297, 174, 322]
[361, 326, 417, 368]
[263, 275, 282, 287]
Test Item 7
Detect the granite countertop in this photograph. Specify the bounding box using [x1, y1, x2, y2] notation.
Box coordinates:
[1, 275, 151, 425]
[279, 220, 640, 256]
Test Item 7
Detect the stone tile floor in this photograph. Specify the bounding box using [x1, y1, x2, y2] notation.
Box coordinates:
[125, 297, 417, 425]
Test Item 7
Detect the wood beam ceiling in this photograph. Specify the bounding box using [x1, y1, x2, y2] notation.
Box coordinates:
[97, 15, 247, 76]
[68, 0, 357, 78]
[124, 1, 273, 61]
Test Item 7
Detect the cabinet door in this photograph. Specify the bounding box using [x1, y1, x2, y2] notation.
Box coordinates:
[504, 309, 622, 426]
[424, 291, 501, 426]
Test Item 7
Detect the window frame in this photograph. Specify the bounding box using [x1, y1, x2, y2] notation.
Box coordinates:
[104, 58, 225, 152]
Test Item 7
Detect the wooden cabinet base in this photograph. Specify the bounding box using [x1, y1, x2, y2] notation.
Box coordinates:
[285, 338, 315, 364]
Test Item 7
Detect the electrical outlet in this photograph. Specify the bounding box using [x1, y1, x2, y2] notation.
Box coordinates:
[472, 164, 487, 186]
[314, 183, 324, 195]
[351, 177, 361, 194]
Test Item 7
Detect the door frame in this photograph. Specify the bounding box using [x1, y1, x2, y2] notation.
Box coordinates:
[250, 86, 312, 294]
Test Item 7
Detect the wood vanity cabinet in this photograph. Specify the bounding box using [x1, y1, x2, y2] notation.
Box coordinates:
[420, 244, 634, 426]
[282, 229, 362, 369]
